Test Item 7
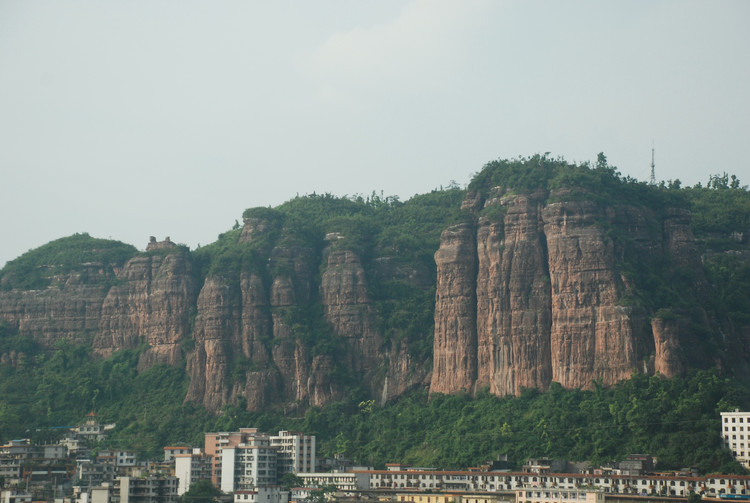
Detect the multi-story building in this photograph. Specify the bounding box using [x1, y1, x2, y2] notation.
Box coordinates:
[270, 431, 315, 476]
[298, 471, 369, 492]
[397, 493, 511, 503]
[204, 428, 265, 487]
[233, 487, 288, 503]
[0, 456, 23, 485]
[174, 450, 213, 495]
[111, 476, 178, 503]
[516, 488, 605, 503]
[202, 428, 316, 491]
[76, 458, 117, 487]
[0, 491, 32, 503]
[73, 413, 115, 443]
[721, 410, 750, 469]
[347, 466, 750, 499]
[163, 447, 191, 463]
[220, 436, 277, 493]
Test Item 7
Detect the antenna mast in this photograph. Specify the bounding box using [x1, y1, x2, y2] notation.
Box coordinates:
[649, 143, 656, 185]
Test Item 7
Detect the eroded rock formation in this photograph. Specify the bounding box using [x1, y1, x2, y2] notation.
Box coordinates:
[431, 188, 708, 396]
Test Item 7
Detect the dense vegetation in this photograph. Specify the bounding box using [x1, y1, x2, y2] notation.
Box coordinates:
[1, 320, 746, 473]
[192, 188, 467, 364]
[243, 370, 749, 474]
[0, 233, 137, 291]
[1, 156, 749, 474]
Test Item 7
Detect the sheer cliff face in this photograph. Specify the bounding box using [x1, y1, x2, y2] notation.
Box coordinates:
[431, 189, 696, 396]
[475, 193, 552, 396]
[432, 223, 477, 394]
[542, 199, 640, 389]
[0, 186, 724, 411]
[0, 253, 196, 367]
[95, 253, 196, 369]
[185, 226, 391, 411]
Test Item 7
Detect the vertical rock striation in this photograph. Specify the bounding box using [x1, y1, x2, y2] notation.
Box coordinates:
[431, 222, 477, 394]
[96, 252, 196, 368]
[431, 188, 706, 397]
[475, 191, 552, 396]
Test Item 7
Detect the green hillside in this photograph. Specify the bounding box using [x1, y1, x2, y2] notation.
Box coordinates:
[1, 156, 749, 472]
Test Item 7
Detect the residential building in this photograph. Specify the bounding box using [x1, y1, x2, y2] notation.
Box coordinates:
[298, 471, 369, 492]
[204, 428, 265, 487]
[111, 476, 178, 503]
[163, 447, 191, 463]
[203, 428, 316, 490]
[396, 493, 511, 503]
[270, 431, 315, 476]
[220, 436, 277, 493]
[76, 458, 117, 487]
[73, 413, 115, 443]
[233, 487, 288, 503]
[174, 451, 213, 495]
[516, 488, 605, 503]
[0, 491, 32, 503]
[617, 455, 654, 476]
[721, 410, 750, 469]
[0, 456, 22, 485]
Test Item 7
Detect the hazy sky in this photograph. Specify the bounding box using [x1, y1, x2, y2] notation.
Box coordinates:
[1, 0, 749, 267]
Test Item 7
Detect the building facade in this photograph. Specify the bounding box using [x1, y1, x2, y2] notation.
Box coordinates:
[174, 451, 213, 496]
[721, 410, 750, 469]
[220, 437, 278, 493]
[270, 431, 316, 476]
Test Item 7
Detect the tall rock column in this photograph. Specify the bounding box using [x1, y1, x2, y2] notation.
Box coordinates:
[320, 248, 381, 380]
[186, 276, 241, 411]
[542, 198, 638, 388]
[476, 194, 552, 396]
[431, 222, 478, 394]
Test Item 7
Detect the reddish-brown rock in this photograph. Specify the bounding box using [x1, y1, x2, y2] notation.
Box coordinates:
[651, 315, 685, 378]
[475, 192, 552, 396]
[96, 252, 195, 368]
[431, 222, 477, 394]
[431, 189, 703, 398]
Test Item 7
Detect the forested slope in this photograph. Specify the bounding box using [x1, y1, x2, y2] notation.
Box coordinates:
[0, 155, 749, 471]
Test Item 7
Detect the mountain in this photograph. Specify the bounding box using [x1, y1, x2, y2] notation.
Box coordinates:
[1, 155, 749, 420]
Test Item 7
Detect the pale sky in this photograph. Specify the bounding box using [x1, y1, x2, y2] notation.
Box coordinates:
[1, 0, 749, 268]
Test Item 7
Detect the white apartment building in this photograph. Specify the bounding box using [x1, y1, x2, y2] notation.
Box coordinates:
[221, 437, 277, 493]
[233, 487, 289, 503]
[298, 471, 369, 492]
[516, 489, 604, 503]
[0, 492, 32, 503]
[270, 431, 316, 475]
[174, 450, 213, 495]
[721, 409, 750, 469]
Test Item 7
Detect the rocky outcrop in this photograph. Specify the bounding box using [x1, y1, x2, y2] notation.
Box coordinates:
[0, 253, 195, 366]
[0, 180, 733, 412]
[320, 249, 381, 381]
[0, 265, 112, 347]
[651, 315, 685, 378]
[475, 192, 552, 396]
[95, 252, 196, 368]
[185, 224, 393, 411]
[543, 198, 641, 389]
[431, 222, 477, 394]
[431, 189, 705, 397]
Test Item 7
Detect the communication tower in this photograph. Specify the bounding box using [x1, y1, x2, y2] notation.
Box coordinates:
[649, 144, 656, 185]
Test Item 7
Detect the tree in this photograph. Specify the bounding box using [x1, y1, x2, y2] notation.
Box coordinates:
[280, 473, 304, 491]
[180, 480, 221, 503]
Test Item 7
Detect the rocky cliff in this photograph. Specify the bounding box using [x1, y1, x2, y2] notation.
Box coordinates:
[431, 184, 713, 396]
[1, 158, 747, 412]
